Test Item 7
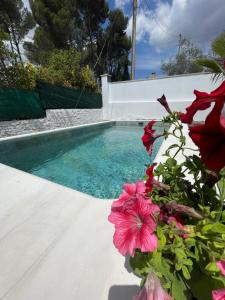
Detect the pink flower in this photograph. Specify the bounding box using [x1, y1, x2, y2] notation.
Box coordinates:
[142, 121, 163, 156]
[112, 181, 147, 210]
[108, 196, 160, 256]
[159, 206, 188, 238]
[216, 260, 225, 277]
[133, 272, 173, 300]
[212, 288, 225, 300]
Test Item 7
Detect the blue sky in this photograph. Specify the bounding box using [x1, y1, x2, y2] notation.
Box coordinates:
[23, 0, 225, 79]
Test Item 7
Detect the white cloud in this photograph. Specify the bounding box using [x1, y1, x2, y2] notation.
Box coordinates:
[127, 0, 225, 50]
[115, 0, 130, 9]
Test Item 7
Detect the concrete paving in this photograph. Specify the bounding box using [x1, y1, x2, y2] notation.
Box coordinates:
[0, 164, 139, 300]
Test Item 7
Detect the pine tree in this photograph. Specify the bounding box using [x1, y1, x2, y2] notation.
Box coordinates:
[0, 0, 35, 64]
[95, 9, 131, 81]
[24, 1, 131, 81]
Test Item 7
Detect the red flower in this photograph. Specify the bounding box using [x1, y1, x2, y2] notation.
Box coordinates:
[157, 94, 172, 114]
[189, 99, 225, 172]
[145, 163, 170, 193]
[142, 121, 163, 156]
[180, 81, 225, 124]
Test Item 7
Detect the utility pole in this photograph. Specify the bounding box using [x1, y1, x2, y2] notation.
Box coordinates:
[131, 0, 137, 80]
[178, 33, 182, 55]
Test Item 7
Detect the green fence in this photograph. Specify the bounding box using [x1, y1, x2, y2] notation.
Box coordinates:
[0, 88, 46, 121]
[0, 83, 102, 121]
[37, 81, 102, 109]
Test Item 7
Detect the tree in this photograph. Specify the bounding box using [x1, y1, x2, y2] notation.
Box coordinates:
[94, 9, 131, 81]
[26, 0, 109, 66]
[0, 0, 35, 64]
[38, 49, 97, 90]
[196, 31, 225, 81]
[77, 0, 108, 60]
[0, 29, 15, 69]
[161, 37, 203, 75]
[24, 1, 131, 81]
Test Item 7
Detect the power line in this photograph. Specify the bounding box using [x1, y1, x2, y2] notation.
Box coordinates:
[142, 0, 179, 39]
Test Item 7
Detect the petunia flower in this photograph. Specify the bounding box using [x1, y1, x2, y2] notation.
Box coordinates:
[112, 181, 147, 210]
[133, 272, 173, 300]
[145, 163, 170, 193]
[142, 121, 163, 156]
[157, 94, 172, 114]
[165, 201, 203, 219]
[159, 206, 188, 238]
[212, 288, 225, 300]
[108, 196, 160, 256]
[189, 98, 225, 172]
[180, 80, 225, 124]
[216, 260, 225, 277]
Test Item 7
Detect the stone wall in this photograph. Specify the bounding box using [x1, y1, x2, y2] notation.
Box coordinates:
[0, 109, 103, 137]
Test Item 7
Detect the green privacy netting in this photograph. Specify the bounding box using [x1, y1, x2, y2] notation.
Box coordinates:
[0, 82, 102, 121]
[0, 88, 46, 121]
[37, 81, 102, 109]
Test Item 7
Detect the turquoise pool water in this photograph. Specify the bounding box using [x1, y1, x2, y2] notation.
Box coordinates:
[0, 124, 165, 198]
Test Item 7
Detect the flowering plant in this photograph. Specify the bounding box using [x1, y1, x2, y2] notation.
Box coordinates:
[108, 81, 225, 300]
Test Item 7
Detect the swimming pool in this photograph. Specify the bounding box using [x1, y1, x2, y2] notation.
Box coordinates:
[0, 122, 166, 198]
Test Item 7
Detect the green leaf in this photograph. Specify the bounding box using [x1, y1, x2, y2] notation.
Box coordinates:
[183, 259, 193, 266]
[166, 158, 177, 168]
[185, 238, 196, 247]
[213, 241, 225, 249]
[182, 265, 191, 280]
[175, 248, 186, 259]
[129, 252, 151, 276]
[212, 35, 225, 58]
[222, 211, 225, 223]
[158, 234, 166, 250]
[171, 273, 190, 300]
[179, 136, 186, 144]
[202, 224, 214, 234]
[157, 227, 163, 238]
[210, 223, 225, 234]
[189, 267, 225, 300]
[196, 58, 224, 74]
[175, 263, 182, 271]
[205, 262, 220, 274]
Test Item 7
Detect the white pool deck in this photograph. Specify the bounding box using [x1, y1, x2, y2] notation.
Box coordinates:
[0, 123, 197, 300]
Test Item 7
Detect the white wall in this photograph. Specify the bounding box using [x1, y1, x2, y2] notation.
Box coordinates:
[101, 73, 221, 121]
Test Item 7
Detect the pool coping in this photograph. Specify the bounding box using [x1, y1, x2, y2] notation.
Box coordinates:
[0, 120, 114, 142]
[0, 119, 166, 142]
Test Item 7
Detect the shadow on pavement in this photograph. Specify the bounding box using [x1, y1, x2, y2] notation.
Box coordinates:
[108, 285, 139, 300]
